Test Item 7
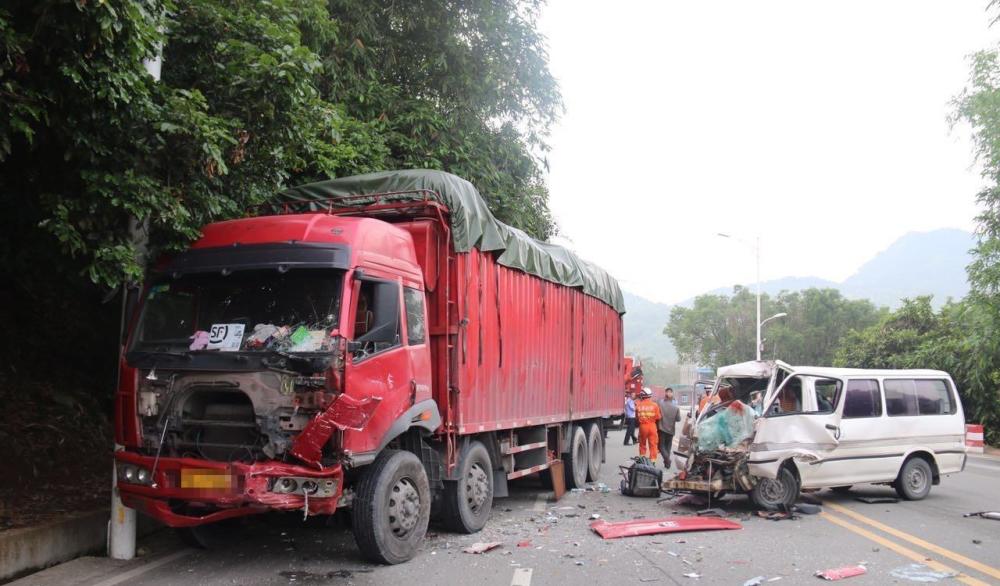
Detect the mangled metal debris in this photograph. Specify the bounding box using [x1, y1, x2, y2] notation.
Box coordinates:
[589, 516, 742, 539]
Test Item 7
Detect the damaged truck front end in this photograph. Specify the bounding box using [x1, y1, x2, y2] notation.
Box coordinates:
[115, 243, 378, 529]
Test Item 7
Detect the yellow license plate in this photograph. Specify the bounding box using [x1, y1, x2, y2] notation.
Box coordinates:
[180, 468, 233, 489]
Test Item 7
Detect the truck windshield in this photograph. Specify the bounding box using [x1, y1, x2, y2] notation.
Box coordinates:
[131, 269, 344, 354]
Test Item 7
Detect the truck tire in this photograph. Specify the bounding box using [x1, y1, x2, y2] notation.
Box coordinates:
[442, 440, 493, 533]
[585, 422, 603, 482]
[750, 466, 799, 511]
[894, 457, 933, 501]
[352, 449, 430, 564]
[564, 425, 588, 489]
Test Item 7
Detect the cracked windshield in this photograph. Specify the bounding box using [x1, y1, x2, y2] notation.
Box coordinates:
[132, 270, 343, 354]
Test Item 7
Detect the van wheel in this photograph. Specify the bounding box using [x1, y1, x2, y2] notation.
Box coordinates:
[750, 467, 799, 511]
[585, 423, 603, 482]
[894, 457, 932, 501]
[564, 425, 589, 489]
[442, 441, 493, 533]
[352, 450, 430, 564]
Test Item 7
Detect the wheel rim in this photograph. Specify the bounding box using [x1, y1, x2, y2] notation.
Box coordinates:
[387, 477, 421, 538]
[465, 462, 490, 514]
[757, 477, 788, 506]
[906, 464, 928, 493]
[588, 432, 601, 477]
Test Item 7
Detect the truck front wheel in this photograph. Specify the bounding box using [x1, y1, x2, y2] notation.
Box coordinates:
[443, 440, 493, 533]
[352, 449, 431, 564]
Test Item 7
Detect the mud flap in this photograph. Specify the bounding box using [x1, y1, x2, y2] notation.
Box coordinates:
[291, 394, 382, 468]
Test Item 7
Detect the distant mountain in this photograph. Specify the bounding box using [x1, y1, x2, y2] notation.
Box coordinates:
[622, 291, 676, 363]
[623, 229, 975, 363]
[840, 228, 972, 308]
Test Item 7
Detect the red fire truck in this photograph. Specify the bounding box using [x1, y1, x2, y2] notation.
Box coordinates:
[115, 170, 625, 563]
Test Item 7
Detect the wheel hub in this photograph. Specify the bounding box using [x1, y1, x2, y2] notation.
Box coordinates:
[907, 467, 927, 491]
[759, 478, 786, 503]
[388, 477, 420, 537]
[466, 463, 490, 512]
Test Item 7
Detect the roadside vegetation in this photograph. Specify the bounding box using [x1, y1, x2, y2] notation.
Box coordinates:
[0, 0, 560, 526]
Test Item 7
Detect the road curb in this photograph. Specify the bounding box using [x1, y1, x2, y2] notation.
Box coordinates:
[0, 509, 160, 584]
[0, 510, 109, 583]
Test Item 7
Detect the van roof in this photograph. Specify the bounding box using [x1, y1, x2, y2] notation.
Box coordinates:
[789, 366, 952, 378]
[717, 360, 793, 378]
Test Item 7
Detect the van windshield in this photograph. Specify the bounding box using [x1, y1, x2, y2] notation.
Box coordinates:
[130, 269, 344, 354]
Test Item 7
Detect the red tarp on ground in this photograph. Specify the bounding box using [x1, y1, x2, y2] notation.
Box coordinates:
[589, 517, 743, 539]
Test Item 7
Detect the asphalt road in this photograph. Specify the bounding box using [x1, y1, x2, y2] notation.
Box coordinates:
[15, 431, 1000, 586]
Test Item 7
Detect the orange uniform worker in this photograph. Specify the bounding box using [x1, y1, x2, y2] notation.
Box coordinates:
[634, 387, 662, 462]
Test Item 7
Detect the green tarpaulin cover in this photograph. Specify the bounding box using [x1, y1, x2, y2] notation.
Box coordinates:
[278, 170, 625, 313]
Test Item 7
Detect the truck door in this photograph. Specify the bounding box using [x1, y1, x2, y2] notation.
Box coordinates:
[341, 275, 414, 456]
[748, 373, 843, 486]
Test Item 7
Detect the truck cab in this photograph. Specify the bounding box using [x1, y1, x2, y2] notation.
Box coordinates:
[117, 213, 441, 562]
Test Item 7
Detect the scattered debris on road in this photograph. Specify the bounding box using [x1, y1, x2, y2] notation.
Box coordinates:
[793, 503, 822, 515]
[683, 572, 701, 579]
[815, 565, 867, 580]
[756, 510, 798, 521]
[462, 542, 502, 554]
[963, 510, 1000, 520]
[590, 516, 742, 539]
[855, 496, 899, 504]
[889, 563, 959, 582]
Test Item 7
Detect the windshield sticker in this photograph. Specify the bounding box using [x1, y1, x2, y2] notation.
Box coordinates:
[207, 324, 246, 351]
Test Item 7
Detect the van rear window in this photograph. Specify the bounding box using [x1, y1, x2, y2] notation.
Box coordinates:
[884, 379, 955, 416]
[915, 380, 955, 415]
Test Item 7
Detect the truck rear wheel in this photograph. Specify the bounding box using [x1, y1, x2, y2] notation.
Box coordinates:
[564, 425, 589, 489]
[585, 422, 603, 482]
[442, 440, 493, 533]
[352, 449, 430, 564]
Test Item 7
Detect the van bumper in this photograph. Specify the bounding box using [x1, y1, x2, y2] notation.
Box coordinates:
[115, 451, 343, 527]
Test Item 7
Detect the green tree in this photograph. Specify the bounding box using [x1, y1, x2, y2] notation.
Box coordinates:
[321, 0, 561, 239]
[767, 289, 885, 365]
[666, 286, 882, 368]
[666, 286, 759, 367]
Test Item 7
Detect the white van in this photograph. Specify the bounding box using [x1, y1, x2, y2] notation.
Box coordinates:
[668, 361, 967, 510]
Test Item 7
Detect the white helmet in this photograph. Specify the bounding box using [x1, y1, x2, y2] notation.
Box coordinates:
[640, 387, 652, 398]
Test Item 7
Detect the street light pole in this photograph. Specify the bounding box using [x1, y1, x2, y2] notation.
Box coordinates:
[755, 236, 761, 361]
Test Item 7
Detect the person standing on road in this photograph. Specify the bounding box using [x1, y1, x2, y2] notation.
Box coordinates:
[635, 387, 662, 462]
[623, 391, 637, 445]
[656, 387, 681, 469]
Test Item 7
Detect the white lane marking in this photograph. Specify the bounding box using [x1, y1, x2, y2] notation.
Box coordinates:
[91, 549, 193, 586]
[511, 567, 533, 586]
[532, 495, 547, 512]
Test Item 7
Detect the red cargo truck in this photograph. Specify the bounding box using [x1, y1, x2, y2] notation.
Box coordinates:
[115, 170, 625, 563]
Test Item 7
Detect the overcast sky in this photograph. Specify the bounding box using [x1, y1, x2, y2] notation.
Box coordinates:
[538, 1, 993, 305]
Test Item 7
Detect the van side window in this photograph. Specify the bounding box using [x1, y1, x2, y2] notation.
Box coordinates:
[915, 379, 955, 415]
[403, 287, 426, 345]
[814, 379, 840, 414]
[769, 375, 841, 416]
[884, 379, 919, 416]
[843, 379, 882, 418]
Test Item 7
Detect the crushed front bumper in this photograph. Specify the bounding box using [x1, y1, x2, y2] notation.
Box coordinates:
[115, 451, 343, 527]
